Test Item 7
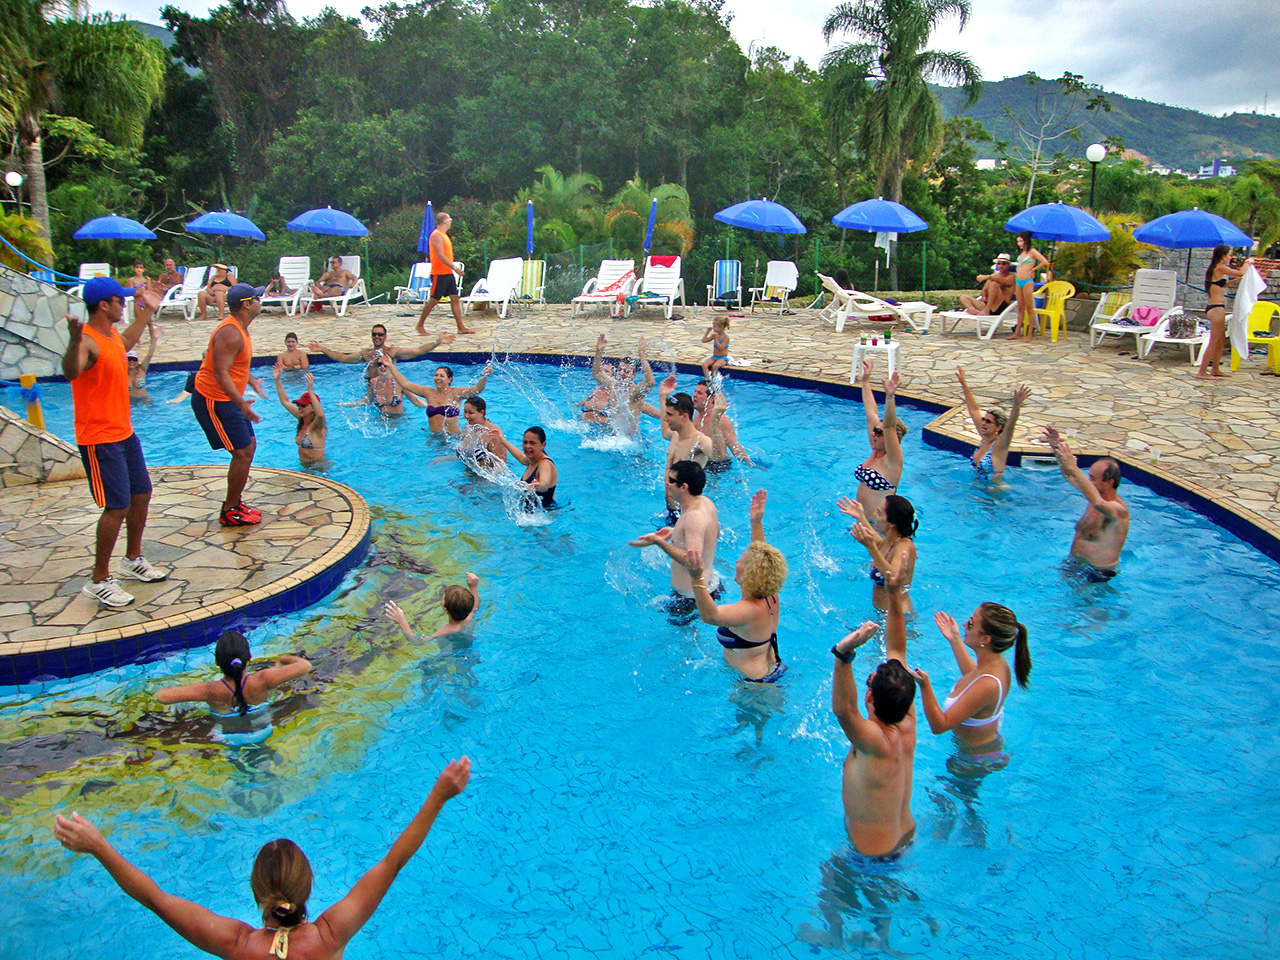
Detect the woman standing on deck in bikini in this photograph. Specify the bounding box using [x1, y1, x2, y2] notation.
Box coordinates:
[955, 367, 1031, 482]
[1012, 231, 1050, 341]
[854, 363, 906, 521]
[390, 362, 491, 434]
[1197, 244, 1260, 380]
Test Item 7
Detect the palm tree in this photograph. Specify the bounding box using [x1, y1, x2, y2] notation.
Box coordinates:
[1, 1, 165, 235]
[822, 0, 981, 205]
[522, 165, 604, 243]
[604, 179, 695, 257]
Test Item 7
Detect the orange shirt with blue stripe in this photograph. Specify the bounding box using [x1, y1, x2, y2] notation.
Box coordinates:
[194, 316, 253, 401]
[72, 326, 133, 445]
[429, 228, 455, 275]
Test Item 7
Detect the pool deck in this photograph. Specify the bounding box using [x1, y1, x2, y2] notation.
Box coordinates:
[2, 296, 1277, 681]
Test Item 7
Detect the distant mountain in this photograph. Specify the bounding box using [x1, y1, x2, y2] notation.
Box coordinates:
[933, 75, 1280, 172]
[129, 20, 175, 47]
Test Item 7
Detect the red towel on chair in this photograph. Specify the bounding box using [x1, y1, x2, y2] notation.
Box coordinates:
[650, 255, 678, 268]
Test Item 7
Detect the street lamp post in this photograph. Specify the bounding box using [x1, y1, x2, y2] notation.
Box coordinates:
[1086, 143, 1106, 213]
[4, 171, 23, 217]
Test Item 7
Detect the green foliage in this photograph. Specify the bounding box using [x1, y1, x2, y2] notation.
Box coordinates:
[0, 212, 53, 271]
[1052, 213, 1153, 289]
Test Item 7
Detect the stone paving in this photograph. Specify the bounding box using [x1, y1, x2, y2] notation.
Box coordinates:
[140, 296, 1280, 539]
[0, 464, 369, 682]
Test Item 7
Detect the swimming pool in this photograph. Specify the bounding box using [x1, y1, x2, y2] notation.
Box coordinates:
[4, 358, 1279, 959]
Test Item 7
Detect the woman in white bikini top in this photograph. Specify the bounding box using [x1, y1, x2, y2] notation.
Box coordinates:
[909, 602, 1031, 747]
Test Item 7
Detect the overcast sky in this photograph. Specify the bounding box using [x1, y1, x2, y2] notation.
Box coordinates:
[92, 0, 1279, 117]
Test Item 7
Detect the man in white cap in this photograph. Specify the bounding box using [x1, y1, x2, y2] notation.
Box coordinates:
[61, 277, 168, 607]
[959, 253, 1015, 316]
[191, 282, 267, 525]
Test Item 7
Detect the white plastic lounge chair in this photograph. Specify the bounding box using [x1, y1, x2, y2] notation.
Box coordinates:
[816, 273, 933, 333]
[156, 266, 207, 319]
[627, 256, 686, 319]
[260, 256, 312, 316]
[749, 260, 799, 315]
[67, 262, 111, 299]
[933, 299, 1020, 339]
[301, 255, 368, 316]
[460, 257, 524, 318]
[1138, 308, 1209, 364]
[571, 259, 637, 317]
[394, 262, 433, 304]
[518, 259, 547, 310]
[706, 259, 742, 309]
[1090, 269, 1177, 349]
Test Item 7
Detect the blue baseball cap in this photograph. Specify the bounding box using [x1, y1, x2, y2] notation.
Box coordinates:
[82, 277, 134, 310]
[227, 282, 266, 311]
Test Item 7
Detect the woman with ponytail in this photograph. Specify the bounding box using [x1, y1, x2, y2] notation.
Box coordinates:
[53, 756, 471, 959]
[157, 631, 312, 737]
[909, 603, 1030, 748]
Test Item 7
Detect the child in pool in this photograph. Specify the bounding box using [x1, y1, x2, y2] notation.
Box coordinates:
[384, 573, 481, 640]
[700, 317, 730, 378]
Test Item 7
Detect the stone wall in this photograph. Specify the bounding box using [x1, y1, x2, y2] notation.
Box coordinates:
[0, 403, 84, 486]
[0, 264, 75, 381]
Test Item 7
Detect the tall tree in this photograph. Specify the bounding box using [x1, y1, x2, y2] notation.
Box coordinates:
[1, 1, 165, 234]
[821, 0, 980, 204]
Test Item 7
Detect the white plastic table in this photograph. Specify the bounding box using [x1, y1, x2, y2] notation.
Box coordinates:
[850, 340, 899, 381]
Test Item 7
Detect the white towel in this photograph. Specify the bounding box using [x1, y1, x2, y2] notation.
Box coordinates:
[727, 356, 755, 367]
[1230, 265, 1267, 361]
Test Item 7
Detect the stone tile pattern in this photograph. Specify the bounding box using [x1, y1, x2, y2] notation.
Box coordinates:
[0, 265, 73, 380]
[0, 464, 370, 681]
[0, 403, 85, 487]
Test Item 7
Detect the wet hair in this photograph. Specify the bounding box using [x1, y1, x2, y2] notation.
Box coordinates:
[251, 839, 312, 928]
[285, 332, 298, 343]
[986, 408, 1007, 431]
[978, 602, 1032, 687]
[464, 396, 486, 415]
[435, 365, 455, 383]
[667, 459, 706, 496]
[665, 392, 695, 419]
[1099, 457, 1121, 488]
[1205, 243, 1231, 292]
[371, 324, 387, 336]
[1016, 230, 1033, 252]
[738, 541, 788, 598]
[833, 267, 851, 289]
[869, 659, 917, 725]
[214, 631, 251, 715]
[696, 377, 718, 397]
[524, 425, 546, 444]
[443, 584, 475, 622]
[883, 495, 918, 539]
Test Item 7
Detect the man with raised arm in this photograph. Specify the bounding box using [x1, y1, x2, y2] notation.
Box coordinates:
[629, 459, 722, 624]
[309, 324, 455, 366]
[657, 390, 713, 522]
[61, 278, 169, 607]
[692, 378, 755, 470]
[829, 584, 917, 858]
[1043, 427, 1130, 581]
[592, 333, 655, 436]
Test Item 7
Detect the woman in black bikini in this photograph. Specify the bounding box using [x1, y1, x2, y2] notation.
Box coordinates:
[497, 425, 558, 509]
[855, 362, 906, 520]
[1197, 244, 1256, 380]
[390, 362, 491, 434]
[682, 490, 789, 683]
[196, 263, 235, 320]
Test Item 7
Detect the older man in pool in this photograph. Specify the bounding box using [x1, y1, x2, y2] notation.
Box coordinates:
[629, 459, 721, 624]
[1043, 426, 1130, 581]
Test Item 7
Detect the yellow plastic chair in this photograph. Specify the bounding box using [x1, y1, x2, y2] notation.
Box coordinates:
[1229, 301, 1280, 372]
[1032, 280, 1076, 342]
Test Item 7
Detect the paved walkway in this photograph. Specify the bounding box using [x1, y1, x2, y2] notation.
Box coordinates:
[143, 298, 1280, 539]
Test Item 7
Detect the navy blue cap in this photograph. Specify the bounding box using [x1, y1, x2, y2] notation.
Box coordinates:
[227, 282, 266, 311]
[82, 277, 134, 310]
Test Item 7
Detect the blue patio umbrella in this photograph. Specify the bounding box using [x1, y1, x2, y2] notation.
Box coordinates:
[643, 198, 658, 254]
[185, 210, 266, 241]
[832, 197, 927, 234]
[1004, 202, 1109, 243]
[526, 200, 535, 257]
[287, 206, 369, 237]
[73, 215, 156, 240]
[713, 197, 806, 235]
[417, 201, 434, 255]
[1131, 208, 1252, 249]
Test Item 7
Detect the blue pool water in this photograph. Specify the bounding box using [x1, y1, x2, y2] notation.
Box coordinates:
[3, 358, 1280, 959]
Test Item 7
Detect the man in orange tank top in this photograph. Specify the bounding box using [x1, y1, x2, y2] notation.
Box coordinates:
[61, 277, 169, 607]
[191, 283, 267, 526]
[415, 211, 475, 336]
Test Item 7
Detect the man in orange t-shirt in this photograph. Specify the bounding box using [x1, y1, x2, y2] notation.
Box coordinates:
[191, 282, 266, 526]
[62, 278, 169, 608]
[415, 211, 475, 336]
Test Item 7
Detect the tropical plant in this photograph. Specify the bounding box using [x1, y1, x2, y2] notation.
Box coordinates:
[0, 212, 54, 272]
[604, 179, 695, 257]
[1052, 212, 1153, 289]
[520, 165, 603, 241]
[1, 2, 166, 234]
[821, 0, 981, 205]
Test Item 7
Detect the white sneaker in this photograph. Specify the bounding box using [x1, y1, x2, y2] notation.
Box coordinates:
[82, 576, 134, 607]
[118, 555, 168, 582]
